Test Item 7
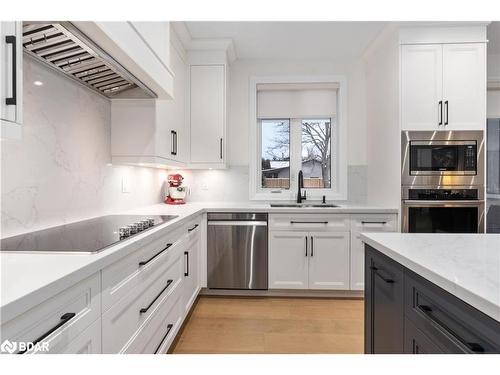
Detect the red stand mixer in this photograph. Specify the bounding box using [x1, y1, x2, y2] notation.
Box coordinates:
[164, 174, 187, 205]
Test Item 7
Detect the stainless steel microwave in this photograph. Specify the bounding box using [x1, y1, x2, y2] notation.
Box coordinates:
[401, 130, 484, 186]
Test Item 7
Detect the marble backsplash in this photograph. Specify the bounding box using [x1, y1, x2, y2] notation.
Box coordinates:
[0, 57, 166, 238]
[176, 165, 368, 204]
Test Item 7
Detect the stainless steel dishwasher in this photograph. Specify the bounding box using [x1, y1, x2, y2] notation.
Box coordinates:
[207, 213, 268, 290]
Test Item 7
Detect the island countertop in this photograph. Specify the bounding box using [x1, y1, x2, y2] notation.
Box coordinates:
[360, 233, 500, 323]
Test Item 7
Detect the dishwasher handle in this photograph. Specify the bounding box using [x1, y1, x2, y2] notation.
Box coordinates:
[208, 221, 267, 226]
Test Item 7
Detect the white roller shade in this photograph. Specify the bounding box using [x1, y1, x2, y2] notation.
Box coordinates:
[257, 82, 338, 118]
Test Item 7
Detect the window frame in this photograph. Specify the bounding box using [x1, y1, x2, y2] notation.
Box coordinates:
[249, 75, 348, 201]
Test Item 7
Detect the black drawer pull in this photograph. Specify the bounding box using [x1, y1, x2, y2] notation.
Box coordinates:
[140, 279, 173, 314]
[139, 243, 172, 266]
[305, 236, 308, 257]
[417, 304, 485, 353]
[310, 236, 314, 257]
[184, 251, 189, 276]
[361, 221, 387, 225]
[188, 224, 199, 232]
[17, 312, 76, 354]
[154, 324, 174, 354]
[290, 221, 328, 224]
[370, 266, 395, 283]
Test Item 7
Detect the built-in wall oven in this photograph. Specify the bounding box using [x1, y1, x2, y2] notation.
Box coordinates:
[401, 187, 485, 233]
[401, 131, 485, 233]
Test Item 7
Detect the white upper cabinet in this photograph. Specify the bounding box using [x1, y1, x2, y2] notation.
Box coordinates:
[189, 64, 227, 167]
[442, 43, 486, 130]
[1, 21, 23, 139]
[401, 41, 486, 131]
[401, 44, 443, 130]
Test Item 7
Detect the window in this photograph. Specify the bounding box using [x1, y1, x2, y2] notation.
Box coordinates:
[261, 119, 290, 189]
[250, 77, 347, 201]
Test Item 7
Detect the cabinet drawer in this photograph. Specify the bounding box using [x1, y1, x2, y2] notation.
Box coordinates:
[404, 271, 500, 353]
[269, 214, 350, 232]
[102, 244, 184, 353]
[102, 226, 185, 311]
[1, 272, 100, 354]
[124, 286, 183, 354]
[350, 214, 397, 233]
[58, 318, 102, 354]
[186, 216, 202, 245]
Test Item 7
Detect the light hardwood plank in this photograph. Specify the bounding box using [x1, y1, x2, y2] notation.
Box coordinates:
[171, 296, 364, 354]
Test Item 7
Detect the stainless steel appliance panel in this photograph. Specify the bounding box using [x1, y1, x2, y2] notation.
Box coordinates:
[401, 130, 484, 187]
[207, 213, 268, 290]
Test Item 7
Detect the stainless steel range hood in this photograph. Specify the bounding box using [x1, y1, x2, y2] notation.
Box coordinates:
[22, 22, 156, 98]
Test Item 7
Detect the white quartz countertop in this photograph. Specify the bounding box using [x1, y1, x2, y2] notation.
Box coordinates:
[1, 202, 397, 323]
[360, 233, 500, 323]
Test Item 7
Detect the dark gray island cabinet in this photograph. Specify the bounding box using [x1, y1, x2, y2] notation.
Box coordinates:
[364, 245, 500, 354]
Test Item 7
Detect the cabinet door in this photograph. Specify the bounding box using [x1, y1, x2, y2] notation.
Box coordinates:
[183, 226, 200, 313]
[269, 231, 309, 289]
[404, 317, 443, 354]
[190, 65, 225, 164]
[308, 232, 350, 290]
[1, 21, 22, 128]
[442, 43, 486, 130]
[401, 44, 443, 130]
[364, 245, 404, 354]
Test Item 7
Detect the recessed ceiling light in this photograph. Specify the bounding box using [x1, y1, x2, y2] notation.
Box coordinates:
[33, 80, 44, 86]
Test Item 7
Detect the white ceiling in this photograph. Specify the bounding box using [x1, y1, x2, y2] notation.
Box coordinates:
[488, 22, 500, 54]
[183, 21, 388, 61]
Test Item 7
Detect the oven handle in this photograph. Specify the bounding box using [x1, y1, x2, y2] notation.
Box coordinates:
[402, 200, 483, 206]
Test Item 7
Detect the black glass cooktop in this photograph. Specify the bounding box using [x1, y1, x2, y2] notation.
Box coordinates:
[0, 215, 177, 253]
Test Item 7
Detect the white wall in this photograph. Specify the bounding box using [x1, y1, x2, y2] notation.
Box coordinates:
[1, 56, 166, 238]
[227, 59, 368, 167]
[363, 26, 401, 207]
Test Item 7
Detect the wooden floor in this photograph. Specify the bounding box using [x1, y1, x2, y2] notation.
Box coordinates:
[171, 296, 364, 354]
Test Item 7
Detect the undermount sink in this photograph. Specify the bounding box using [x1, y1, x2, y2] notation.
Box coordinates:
[270, 203, 339, 208]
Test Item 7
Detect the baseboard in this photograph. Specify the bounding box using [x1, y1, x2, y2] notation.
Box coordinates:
[199, 287, 364, 299]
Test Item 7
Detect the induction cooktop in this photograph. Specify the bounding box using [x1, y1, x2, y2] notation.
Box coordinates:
[0, 215, 178, 254]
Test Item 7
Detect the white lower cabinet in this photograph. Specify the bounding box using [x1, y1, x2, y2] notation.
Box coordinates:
[269, 213, 398, 291]
[58, 318, 102, 354]
[308, 232, 350, 290]
[269, 231, 309, 289]
[183, 220, 201, 313]
[349, 214, 398, 290]
[269, 231, 349, 290]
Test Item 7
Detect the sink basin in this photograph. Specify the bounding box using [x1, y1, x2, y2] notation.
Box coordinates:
[270, 203, 339, 208]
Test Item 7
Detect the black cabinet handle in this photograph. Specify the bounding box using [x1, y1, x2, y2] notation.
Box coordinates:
[5, 35, 17, 106]
[370, 266, 395, 283]
[417, 304, 485, 353]
[184, 251, 189, 276]
[140, 279, 173, 314]
[444, 100, 449, 125]
[220, 138, 223, 159]
[17, 312, 76, 354]
[305, 236, 308, 257]
[438, 100, 443, 125]
[170, 131, 177, 155]
[310, 236, 314, 257]
[154, 324, 174, 354]
[188, 224, 199, 232]
[290, 221, 328, 224]
[361, 221, 387, 225]
[139, 243, 172, 266]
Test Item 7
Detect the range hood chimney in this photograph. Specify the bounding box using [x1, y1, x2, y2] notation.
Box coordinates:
[22, 22, 157, 98]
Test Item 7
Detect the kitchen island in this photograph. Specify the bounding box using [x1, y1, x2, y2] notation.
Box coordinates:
[361, 233, 500, 354]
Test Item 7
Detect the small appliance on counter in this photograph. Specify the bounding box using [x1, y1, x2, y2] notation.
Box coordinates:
[165, 173, 187, 205]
